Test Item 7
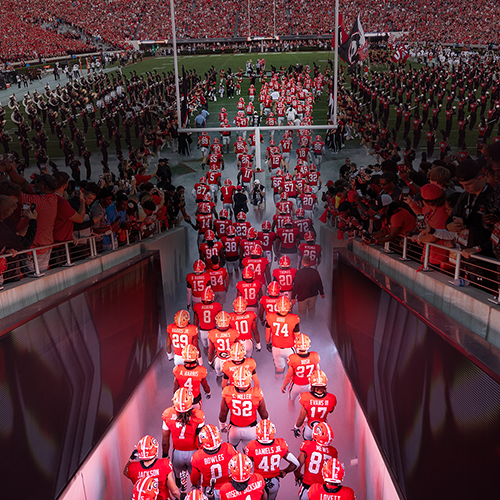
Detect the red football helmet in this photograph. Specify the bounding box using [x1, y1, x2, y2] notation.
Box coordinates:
[250, 244, 263, 256]
[315, 135, 322, 141]
[262, 220, 271, 231]
[313, 422, 334, 446]
[237, 136, 244, 142]
[233, 296, 247, 314]
[182, 344, 199, 363]
[276, 296, 292, 316]
[199, 176, 208, 184]
[294, 333, 311, 353]
[247, 227, 257, 239]
[256, 419, 276, 443]
[242, 266, 255, 280]
[304, 185, 313, 194]
[213, 137, 219, 143]
[215, 311, 231, 329]
[172, 388, 193, 413]
[136, 435, 159, 461]
[267, 281, 280, 297]
[229, 341, 246, 362]
[174, 309, 190, 328]
[226, 225, 236, 236]
[284, 216, 293, 226]
[233, 365, 252, 389]
[296, 208, 305, 218]
[322, 458, 345, 484]
[198, 424, 222, 451]
[204, 230, 215, 242]
[201, 287, 215, 303]
[276, 168, 283, 176]
[304, 231, 315, 243]
[310, 369, 328, 388]
[224, 178, 232, 186]
[220, 208, 229, 218]
[228, 453, 252, 482]
[203, 193, 212, 202]
[280, 192, 288, 200]
[284, 173, 292, 181]
[279, 255, 291, 269]
[237, 212, 246, 221]
[199, 202, 211, 214]
[133, 476, 159, 500]
[193, 259, 205, 274]
[269, 139, 276, 146]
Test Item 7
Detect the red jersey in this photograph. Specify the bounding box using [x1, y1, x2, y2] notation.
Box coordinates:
[173, 364, 207, 398]
[221, 235, 241, 259]
[206, 169, 221, 185]
[234, 221, 251, 238]
[277, 227, 300, 250]
[220, 473, 266, 500]
[271, 175, 284, 194]
[221, 123, 231, 136]
[161, 407, 205, 451]
[186, 272, 211, 297]
[273, 214, 289, 230]
[239, 153, 253, 169]
[194, 183, 211, 200]
[266, 311, 300, 348]
[193, 301, 222, 330]
[210, 143, 223, 155]
[221, 185, 235, 204]
[214, 218, 232, 238]
[240, 238, 258, 259]
[190, 443, 238, 489]
[245, 438, 289, 478]
[276, 200, 294, 215]
[222, 385, 264, 427]
[308, 483, 356, 500]
[307, 171, 320, 186]
[296, 147, 310, 161]
[260, 295, 279, 316]
[286, 352, 321, 385]
[269, 153, 283, 170]
[239, 167, 253, 183]
[272, 268, 297, 291]
[300, 440, 338, 486]
[199, 135, 210, 148]
[236, 279, 261, 306]
[229, 311, 257, 340]
[200, 241, 224, 268]
[207, 266, 228, 292]
[222, 357, 257, 384]
[196, 214, 213, 234]
[234, 141, 248, 155]
[208, 153, 223, 169]
[280, 138, 293, 154]
[241, 256, 269, 284]
[300, 194, 317, 211]
[126, 458, 173, 500]
[283, 180, 298, 197]
[166, 323, 199, 356]
[298, 243, 322, 267]
[257, 230, 276, 251]
[294, 218, 313, 239]
[208, 327, 240, 358]
[312, 140, 324, 154]
[298, 392, 337, 429]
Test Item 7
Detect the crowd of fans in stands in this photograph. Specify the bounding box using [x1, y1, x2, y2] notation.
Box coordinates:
[1, 0, 499, 61]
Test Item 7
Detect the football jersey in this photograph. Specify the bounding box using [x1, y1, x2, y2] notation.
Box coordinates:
[236, 280, 261, 306]
[300, 440, 338, 486]
[222, 358, 257, 384]
[240, 238, 258, 259]
[308, 483, 356, 500]
[207, 267, 228, 292]
[222, 385, 264, 427]
[199, 135, 210, 147]
[245, 438, 289, 478]
[220, 473, 266, 500]
[221, 185, 236, 204]
[294, 218, 313, 238]
[277, 227, 300, 249]
[186, 272, 211, 297]
[208, 327, 240, 358]
[234, 221, 251, 238]
[166, 324, 199, 356]
[200, 241, 224, 268]
[239, 167, 253, 183]
[300, 194, 317, 211]
[196, 214, 213, 233]
[286, 352, 321, 385]
[241, 256, 269, 284]
[271, 175, 284, 193]
[190, 443, 238, 489]
[194, 183, 211, 200]
[257, 231, 276, 251]
[221, 235, 241, 259]
[214, 218, 232, 238]
[206, 169, 221, 185]
[307, 171, 320, 186]
[161, 407, 205, 451]
[273, 214, 289, 230]
[259, 295, 280, 315]
[173, 364, 207, 398]
[229, 311, 257, 340]
[298, 243, 322, 267]
[193, 302, 222, 331]
[272, 268, 297, 292]
[276, 200, 294, 215]
[299, 392, 337, 429]
[126, 458, 173, 500]
[265, 312, 300, 348]
[269, 153, 283, 169]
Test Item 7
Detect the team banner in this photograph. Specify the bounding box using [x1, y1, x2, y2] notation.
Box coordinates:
[338, 15, 369, 66]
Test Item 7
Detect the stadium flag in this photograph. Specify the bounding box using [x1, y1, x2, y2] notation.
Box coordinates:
[180, 66, 189, 128]
[339, 15, 368, 66]
[332, 14, 349, 49]
[391, 44, 409, 64]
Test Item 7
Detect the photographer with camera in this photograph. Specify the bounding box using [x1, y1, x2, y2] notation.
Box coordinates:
[250, 179, 265, 221]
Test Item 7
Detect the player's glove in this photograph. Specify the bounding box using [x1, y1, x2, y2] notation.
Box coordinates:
[292, 426, 302, 438]
[266, 342, 273, 352]
[256, 342, 262, 352]
[219, 420, 228, 433]
[167, 350, 174, 361]
[205, 392, 212, 400]
[130, 449, 139, 461]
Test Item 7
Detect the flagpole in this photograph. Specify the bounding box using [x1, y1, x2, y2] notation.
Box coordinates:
[170, 0, 181, 124]
[333, 0, 339, 127]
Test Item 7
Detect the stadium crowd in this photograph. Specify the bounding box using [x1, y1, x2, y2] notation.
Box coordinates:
[1, 0, 499, 61]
